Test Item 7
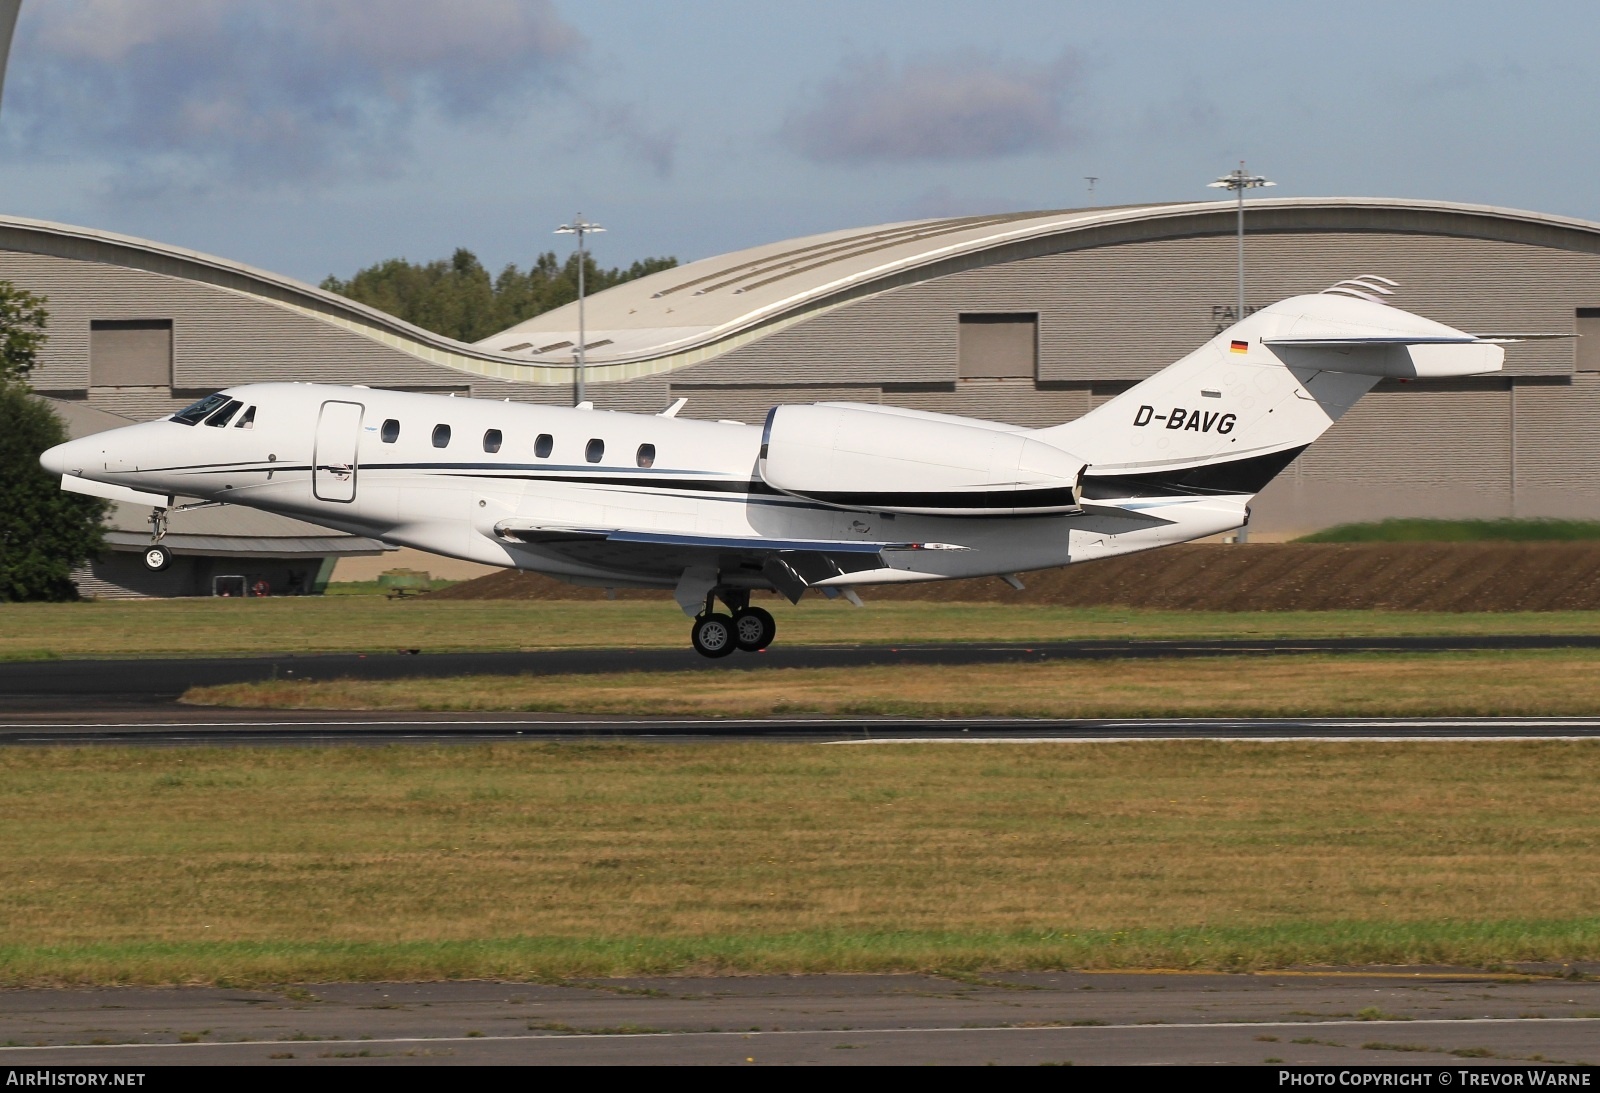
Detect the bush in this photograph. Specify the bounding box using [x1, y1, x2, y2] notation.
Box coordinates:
[0, 383, 110, 600]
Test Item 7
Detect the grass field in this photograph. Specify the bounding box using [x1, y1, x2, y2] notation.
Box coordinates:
[9, 597, 1600, 661]
[187, 649, 1600, 718]
[1298, 518, 1600, 542]
[2, 741, 1597, 985]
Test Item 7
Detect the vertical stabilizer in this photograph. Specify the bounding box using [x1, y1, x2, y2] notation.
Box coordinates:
[1039, 293, 1501, 497]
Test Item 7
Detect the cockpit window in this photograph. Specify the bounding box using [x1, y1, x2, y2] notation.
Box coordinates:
[171, 392, 230, 426]
[234, 406, 256, 429]
[204, 399, 243, 427]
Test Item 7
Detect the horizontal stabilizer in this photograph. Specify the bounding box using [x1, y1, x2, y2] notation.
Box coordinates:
[1469, 333, 1577, 343]
[1264, 335, 1478, 347]
[1262, 335, 1503, 378]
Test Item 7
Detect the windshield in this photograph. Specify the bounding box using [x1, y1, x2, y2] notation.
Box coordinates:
[171, 392, 231, 426]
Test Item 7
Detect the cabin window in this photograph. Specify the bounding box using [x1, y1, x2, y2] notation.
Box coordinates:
[534, 433, 553, 458]
[636, 443, 656, 468]
[235, 406, 256, 429]
[585, 438, 605, 464]
[432, 424, 451, 448]
[483, 429, 503, 454]
[204, 399, 243, 427]
[380, 419, 399, 443]
[171, 392, 230, 426]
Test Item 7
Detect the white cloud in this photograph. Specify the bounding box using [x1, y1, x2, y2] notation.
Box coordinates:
[783, 49, 1084, 165]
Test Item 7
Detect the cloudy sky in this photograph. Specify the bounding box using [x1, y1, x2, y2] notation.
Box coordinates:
[1, 0, 1595, 284]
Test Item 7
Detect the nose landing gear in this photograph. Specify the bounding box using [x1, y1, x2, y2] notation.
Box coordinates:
[690, 590, 777, 658]
[143, 506, 172, 570]
[142, 544, 173, 571]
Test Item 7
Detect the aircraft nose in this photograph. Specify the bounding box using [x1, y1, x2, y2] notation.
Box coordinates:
[38, 437, 93, 478]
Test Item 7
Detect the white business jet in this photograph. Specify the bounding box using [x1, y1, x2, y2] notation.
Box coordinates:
[40, 282, 1506, 657]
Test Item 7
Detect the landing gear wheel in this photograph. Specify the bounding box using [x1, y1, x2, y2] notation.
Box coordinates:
[143, 545, 172, 572]
[691, 613, 738, 658]
[732, 606, 776, 652]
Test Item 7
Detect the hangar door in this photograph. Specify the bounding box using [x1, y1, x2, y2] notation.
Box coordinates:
[313, 400, 363, 503]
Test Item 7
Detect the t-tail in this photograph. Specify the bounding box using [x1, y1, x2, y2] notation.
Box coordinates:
[1040, 284, 1504, 504]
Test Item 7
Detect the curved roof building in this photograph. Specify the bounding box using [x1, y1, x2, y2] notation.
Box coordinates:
[9, 195, 1600, 587]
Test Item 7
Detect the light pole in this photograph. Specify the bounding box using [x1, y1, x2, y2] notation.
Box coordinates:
[1207, 162, 1274, 324]
[555, 214, 605, 406]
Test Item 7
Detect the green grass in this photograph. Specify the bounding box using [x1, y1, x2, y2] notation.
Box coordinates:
[3, 741, 1599, 985]
[7, 598, 1600, 661]
[1297, 518, 1600, 542]
[4, 920, 1596, 987]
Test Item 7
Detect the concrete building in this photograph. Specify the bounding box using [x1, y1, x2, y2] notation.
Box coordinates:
[8, 196, 1599, 594]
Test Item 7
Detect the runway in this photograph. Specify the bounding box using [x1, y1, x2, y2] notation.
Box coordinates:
[5, 636, 1600, 745]
[5, 633, 1600, 704]
[1, 969, 1596, 1066]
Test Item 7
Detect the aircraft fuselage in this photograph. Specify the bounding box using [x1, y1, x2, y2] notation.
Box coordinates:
[43, 382, 1247, 592]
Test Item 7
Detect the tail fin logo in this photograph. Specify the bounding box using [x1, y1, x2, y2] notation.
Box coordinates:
[1229, 339, 1249, 354]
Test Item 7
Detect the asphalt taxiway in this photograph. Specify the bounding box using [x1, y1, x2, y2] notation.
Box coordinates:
[1, 969, 1596, 1066]
[6, 634, 1600, 706]
[5, 636, 1600, 744]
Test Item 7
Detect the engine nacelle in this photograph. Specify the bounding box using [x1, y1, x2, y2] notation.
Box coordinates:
[759, 404, 1086, 517]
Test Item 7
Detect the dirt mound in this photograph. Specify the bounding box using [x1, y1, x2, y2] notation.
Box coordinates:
[426, 542, 1600, 612]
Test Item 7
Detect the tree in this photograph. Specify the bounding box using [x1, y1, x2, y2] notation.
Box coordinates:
[0, 281, 47, 383]
[321, 249, 678, 343]
[0, 283, 109, 601]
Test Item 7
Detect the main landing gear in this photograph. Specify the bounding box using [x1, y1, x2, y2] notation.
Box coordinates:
[690, 589, 776, 659]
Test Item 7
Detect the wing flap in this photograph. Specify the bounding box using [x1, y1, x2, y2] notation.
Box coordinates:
[493, 521, 971, 603]
[495, 522, 966, 555]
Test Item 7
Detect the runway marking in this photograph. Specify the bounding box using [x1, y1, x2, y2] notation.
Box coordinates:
[1074, 968, 1557, 981]
[3, 1016, 1597, 1053]
[834, 737, 1600, 744]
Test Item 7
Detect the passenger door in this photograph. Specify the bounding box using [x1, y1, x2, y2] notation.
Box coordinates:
[313, 400, 363, 503]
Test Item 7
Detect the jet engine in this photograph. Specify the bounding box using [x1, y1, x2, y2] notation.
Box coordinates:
[758, 403, 1086, 517]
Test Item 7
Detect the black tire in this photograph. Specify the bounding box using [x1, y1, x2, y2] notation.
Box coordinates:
[142, 545, 172, 572]
[690, 613, 738, 658]
[732, 606, 776, 652]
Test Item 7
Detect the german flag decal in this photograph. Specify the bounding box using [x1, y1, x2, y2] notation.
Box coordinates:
[1229, 339, 1249, 354]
